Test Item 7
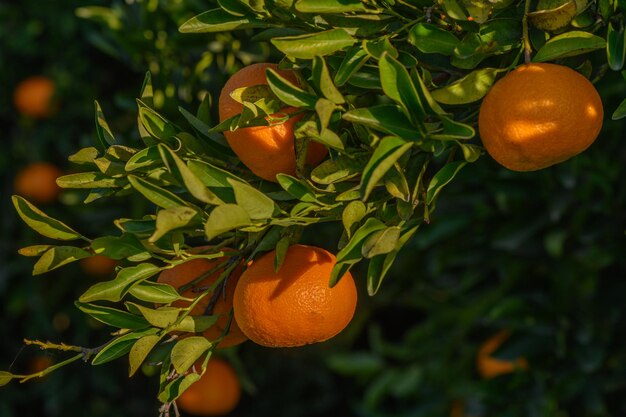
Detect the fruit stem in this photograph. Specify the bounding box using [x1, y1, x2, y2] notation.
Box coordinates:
[522, 0, 533, 63]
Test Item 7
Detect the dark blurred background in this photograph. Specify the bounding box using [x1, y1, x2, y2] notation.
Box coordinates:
[2, 1, 626, 416]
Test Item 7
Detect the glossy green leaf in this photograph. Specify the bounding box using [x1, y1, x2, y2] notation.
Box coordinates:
[79, 263, 161, 303]
[272, 29, 356, 59]
[334, 45, 370, 86]
[312, 56, 345, 104]
[265, 68, 317, 109]
[228, 178, 276, 219]
[379, 53, 427, 131]
[158, 144, 223, 205]
[179, 8, 267, 33]
[342, 201, 367, 238]
[311, 156, 364, 185]
[94, 100, 116, 150]
[343, 105, 424, 140]
[295, 0, 367, 13]
[69, 147, 99, 166]
[426, 161, 467, 206]
[56, 172, 127, 189]
[204, 204, 252, 240]
[408, 23, 459, 55]
[533, 31, 606, 62]
[150, 206, 203, 242]
[91, 233, 148, 260]
[75, 302, 149, 329]
[92, 328, 159, 366]
[276, 174, 319, 203]
[361, 227, 401, 258]
[431, 68, 499, 104]
[33, 246, 90, 275]
[171, 337, 212, 374]
[612, 97, 626, 120]
[12, 196, 87, 241]
[361, 136, 413, 201]
[128, 281, 182, 304]
[127, 303, 180, 328]
[137, 103, 178, 141]
[158, 372, 201, 403]
[128, 175, 188, 209]
[607, 23, 626, 71]
[330, 217, 386, 286]
[129, 335, 162, 377]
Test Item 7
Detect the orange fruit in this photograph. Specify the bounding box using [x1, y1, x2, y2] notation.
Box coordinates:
[476, 330, 528, 379]
[156, 249, 247, 348]
[177, 357, 241, 416]
[13, 76, 56, 118]
[14, 162, 63, 204]
[478, 63, 603, 171]
[233, 244, 357, 347]
[80, 255, 118, 278]
[218, 62, 327, 182]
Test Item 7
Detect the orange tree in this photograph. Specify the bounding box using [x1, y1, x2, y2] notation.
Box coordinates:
[3, 0, 626, 415]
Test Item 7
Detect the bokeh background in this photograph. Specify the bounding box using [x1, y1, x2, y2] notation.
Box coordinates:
[2, 1, 626, 416]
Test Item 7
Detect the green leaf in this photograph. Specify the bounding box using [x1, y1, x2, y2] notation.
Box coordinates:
[129, 335, 162, 377]
[179, 8, 268, 33]
[379, 53, 427, 131]
[170, 315, 220, 333]
[528, 1, 577, 32]
[612, 97, 626, 120]
[265, 68, 317, 109]
[361, 227, 401, 258]
[171, 337, 212, 374]
[312, 56, 345, 104]
[33, 246, 90, 275]
[363, 37, 399, 60]
[127, 303, 181, 328]
[18, 245, 53, 257]
[91, 234, 148, 260]
[276, 174, 319, 203]
[204, 204, 252, 240]
[334, 45, 369, 86]
[228, 178, 276, 219]
[137, 103, 178, 141]
[295, 0, 367, 13]
[607, 23, 626, 71]
[75, 302, 149, 329]
[426, 161, 467, 206]
[431, 68, 499, 104]
[0, 372, 14, 387]
[272, 29, 356, 59]
[125, 146, 162, 172]
[431, 117, 475, 141]
[150, 206, 203, 242]
[79, 263, 161, 303]
[533, 31, 606, 62]
[361, 137, 413, 201]
[158, 145, 223, 205]
[128, 175, 189, 210]
[68, 147, 99, 166]
[94, 100, 116, 150]
[311, 156, 364, 185]
[408, 23, 459, 55]
[367, 225, 419, 295]
[128, 281, 182, 304]
[12, 196, 87, 241]
[56, 172, 127, 189]
[330, 217, 386, 286]
[342, 201, 367, 238]
[158, 372, 201, 403]
[343, 106, 424, 140]
[92, 328, 159, 366]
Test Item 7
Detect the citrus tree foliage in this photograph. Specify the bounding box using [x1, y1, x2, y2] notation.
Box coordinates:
[6, 0, 626, 413]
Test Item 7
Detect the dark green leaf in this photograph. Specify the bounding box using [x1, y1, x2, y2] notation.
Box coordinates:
[408, 23, 459, 55]
[426, 161, 467, 206]
[431, 68, 499, 104]
[128, 281, 182, 304]
[266, 68, 317, 109]
[128, 175, 189, 209]
[295, 0, 367, 13]
[92, 328, 159, 366]
[361, 137, 413, 201]
[179, 8, 268, 33]
[533, 31, 606, 62]
[75, 302, 149, 329]
[343, 106, 424, 140]
[79, 263, 161, 303]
